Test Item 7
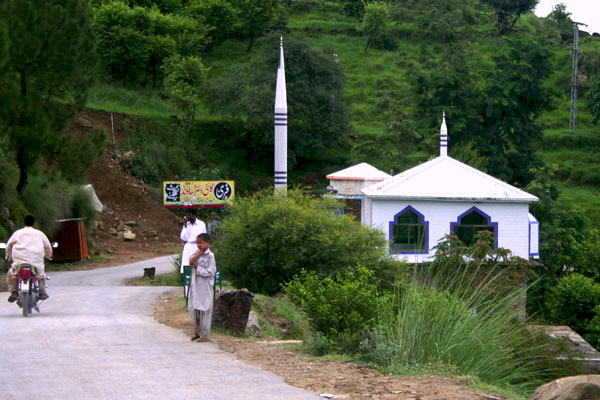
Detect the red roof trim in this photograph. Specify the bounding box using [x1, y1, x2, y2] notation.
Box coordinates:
[326, 176, 388, 181]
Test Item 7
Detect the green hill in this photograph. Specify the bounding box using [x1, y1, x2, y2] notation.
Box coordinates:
[84, 0, 600, 226]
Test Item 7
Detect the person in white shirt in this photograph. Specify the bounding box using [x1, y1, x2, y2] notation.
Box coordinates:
[5, 215, 53, 302]
[180, 209, 206, 274]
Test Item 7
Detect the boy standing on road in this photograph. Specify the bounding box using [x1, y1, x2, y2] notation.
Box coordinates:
[188, 233, 216, 342]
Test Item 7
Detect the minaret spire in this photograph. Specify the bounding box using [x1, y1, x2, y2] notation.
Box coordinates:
[440, 112, 448, 157]
[274, 37, 288, 193]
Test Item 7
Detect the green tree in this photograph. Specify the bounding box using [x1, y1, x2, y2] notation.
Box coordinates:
[546, 3, 572, 35]
[547, 274, 600, 337]
[213, 188, 387, 295]
[88, 0, 182, 13]
[477, 36, 553, 185]
[92, 1, 148, 84]
[358, 1, 390, 53]
[587, 76, 600, 126]
[206, 33, 350, 169]
[524, 165, 598, 317]
[231, 0, 283, 51]
[340, 0, 365, 18]
[92, 1, 206, 86]
[0, 0, 98, 195]
[163, 55, 208, 131]
[482, 0, 538, 35]
[404, 0, 479, 45]
[412, 35, 554, 186]
[184, 0, 237, 50]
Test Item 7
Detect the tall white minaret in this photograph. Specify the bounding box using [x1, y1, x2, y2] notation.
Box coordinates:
[274, 37, 288, 193]
[440, 111, 448, 157]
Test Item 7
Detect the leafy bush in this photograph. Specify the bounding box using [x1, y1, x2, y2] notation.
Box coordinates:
[571, 229, 600, 282]
[546, 273, 600, 336]
[366, 256, 411, 292]
[371, 29, 398, 51]
[284, 266, 379, 341]
[120, 117, 193, 184]
[124, 151, 163, 185]
[303, 332, 338, 356]
[252, 294, 312, 340]
[568, 166, 600, 186]
[162, 54, 207, 131]
[214, 188, 387, 295]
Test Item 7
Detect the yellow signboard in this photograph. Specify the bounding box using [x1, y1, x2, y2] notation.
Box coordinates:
[163, 181, 235, 208]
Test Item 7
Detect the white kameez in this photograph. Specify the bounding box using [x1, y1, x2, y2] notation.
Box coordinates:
[188, 248, 216, 339]
[179, 219, 207, 273]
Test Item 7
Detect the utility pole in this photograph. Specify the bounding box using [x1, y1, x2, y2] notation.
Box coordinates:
[570, 22, 587, 131]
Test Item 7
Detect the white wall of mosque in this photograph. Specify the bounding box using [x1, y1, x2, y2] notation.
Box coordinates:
[329, 179, 384, 196]
[368, 199, 535, 262]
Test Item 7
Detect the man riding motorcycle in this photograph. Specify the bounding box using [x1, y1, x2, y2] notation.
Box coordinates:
[5, 215, 53, 302]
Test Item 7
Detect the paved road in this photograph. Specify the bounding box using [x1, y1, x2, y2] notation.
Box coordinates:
[0, 256, 320, 400]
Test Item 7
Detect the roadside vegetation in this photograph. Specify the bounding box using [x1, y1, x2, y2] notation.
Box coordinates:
[133, 191, 591, 397]
[1, 0, 600, 398]
[212, 191, 587, 397]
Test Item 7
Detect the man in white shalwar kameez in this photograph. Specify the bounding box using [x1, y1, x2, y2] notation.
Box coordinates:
[180, 209, 207, 305]
[188, 233, 216, 342]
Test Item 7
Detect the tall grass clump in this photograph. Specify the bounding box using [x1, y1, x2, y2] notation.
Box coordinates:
[359, 232, 548, 394]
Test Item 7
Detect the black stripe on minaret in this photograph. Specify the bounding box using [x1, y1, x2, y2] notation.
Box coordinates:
[274, 171, 287, 183]
[275, 112, 287, 126]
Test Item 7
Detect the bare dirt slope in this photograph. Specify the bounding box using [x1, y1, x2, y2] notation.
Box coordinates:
[72, 110, 182, 265]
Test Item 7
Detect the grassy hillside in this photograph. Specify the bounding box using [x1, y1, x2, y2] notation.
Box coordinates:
[85, 2, 600, 224]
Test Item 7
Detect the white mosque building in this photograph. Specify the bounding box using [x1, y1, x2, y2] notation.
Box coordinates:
[326, 114, 540, 263]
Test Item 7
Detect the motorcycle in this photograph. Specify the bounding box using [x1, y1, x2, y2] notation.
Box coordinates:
[1, 242, 55, 317]
[14, 263, 43, 317]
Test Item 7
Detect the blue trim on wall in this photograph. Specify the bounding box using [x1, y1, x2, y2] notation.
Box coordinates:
[529, 218, 539, 257]
[388, 205, 429, 254]
[450, 206, 499, 248]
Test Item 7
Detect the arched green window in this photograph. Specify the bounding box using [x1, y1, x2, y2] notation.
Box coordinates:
[389, 206, 428, 253]
[451, 207, 497, 246]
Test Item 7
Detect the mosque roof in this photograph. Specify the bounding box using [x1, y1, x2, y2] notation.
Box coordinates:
[326, 162, 392, 181]
[361, 156, 538, 203]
